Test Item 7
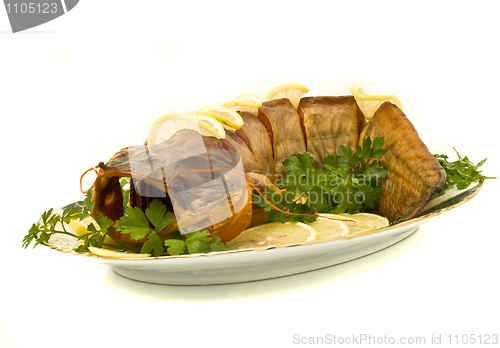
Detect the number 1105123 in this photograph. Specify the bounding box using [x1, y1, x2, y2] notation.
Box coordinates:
[5, 2, 58, 14]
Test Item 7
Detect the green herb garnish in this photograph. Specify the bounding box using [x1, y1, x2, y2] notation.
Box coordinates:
[254, 136, 388, 223]
[22, 196, 123, 254]
[164, 229, 233, 256]
[119, 177, 131, 208]
[114, 199, 175, 256]
[434, 148, 496, 195]
[23, 205, 83, 250]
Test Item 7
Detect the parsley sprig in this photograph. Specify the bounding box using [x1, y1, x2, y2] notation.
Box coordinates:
[22, 189, 121, 253]
[164, 229, 233, 256]
[254, 136, 388, 223]
[23, 205, 83, 250]
[434, 148, 496, 195]
[113, 199, 233, 256]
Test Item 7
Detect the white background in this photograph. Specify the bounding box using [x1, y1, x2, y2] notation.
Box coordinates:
[1, 1, 499, 347]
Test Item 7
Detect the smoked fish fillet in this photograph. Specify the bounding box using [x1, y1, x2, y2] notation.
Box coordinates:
[223, 131, 263, 175]
[298, 96, 364, 167]
[258, 98, 307, 178]
[237, 111, 275, 179]
[359, 101, 446, 223]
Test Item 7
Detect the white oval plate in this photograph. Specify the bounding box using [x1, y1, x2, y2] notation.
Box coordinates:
[43, 183, 482, 285]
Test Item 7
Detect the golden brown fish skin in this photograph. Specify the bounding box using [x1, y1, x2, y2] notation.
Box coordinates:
[258, 98, 307, 179]
[297, 96, 361, 167]
[222, 131, 263, 175]
[237, 111, 276, 179]
[359, 101, 446, 223]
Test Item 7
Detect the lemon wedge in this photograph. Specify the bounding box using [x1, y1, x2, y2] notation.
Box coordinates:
[339, 213, 389, 229]
[148, 113, 225, 145]
[69, 220, 89, 237]
[69, 218, 122, 247]
[350, 84, 403, 120]
[308, 218, 349, 240]
[88, 246, 151, 259]
[196, 105, 244, 130]
[265, 82, 310, 110]
[227, 222, 317, 249]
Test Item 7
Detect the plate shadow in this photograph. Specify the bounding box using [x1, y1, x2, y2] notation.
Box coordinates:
[99, 228, 425, 302]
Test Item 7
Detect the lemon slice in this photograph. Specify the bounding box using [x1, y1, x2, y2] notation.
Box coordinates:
[189, 112, 228, 136]
[265, 82, 310, 110]
[308, 218, 349, 240]
[148, 113, 225, 145]
[318, 213, 376, 235]
[339, 213, 389, 229]
[232, 95, 262, 108]
[151, 113, 184, 127]
[88, 246, 151, 259]
[222, 102, 259, 117]
[350, 84, 403, 120]
[317, 213, 356, 222]
[197, 105, 244, 130]
[345, 220, 376, 234]
[226, 222, 317, 249]
[221, 95, 262, 117]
